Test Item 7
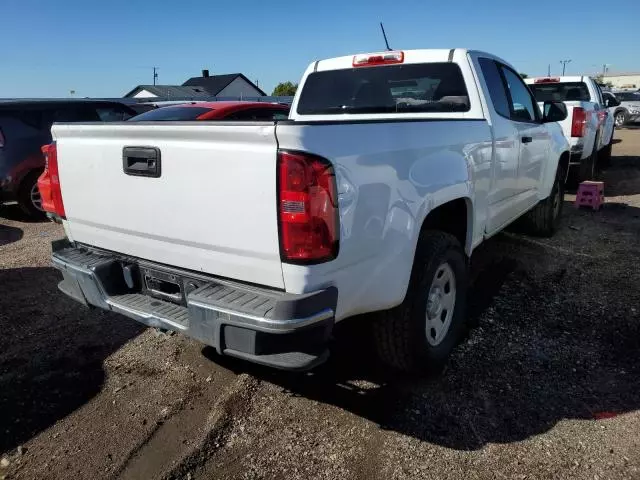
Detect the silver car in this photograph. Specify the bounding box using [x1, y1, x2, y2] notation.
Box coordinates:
[604, 91, 640, 127]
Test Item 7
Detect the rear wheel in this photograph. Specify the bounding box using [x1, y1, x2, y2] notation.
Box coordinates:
[523, 163, 564, 237]
[578, 140, 598, 182]
[373, 231, 468, 373]
[599, 142, 613, 168]
[17, 170, 45, 218]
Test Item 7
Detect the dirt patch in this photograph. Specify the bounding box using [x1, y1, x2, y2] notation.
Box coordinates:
[1, 129, 640, 479]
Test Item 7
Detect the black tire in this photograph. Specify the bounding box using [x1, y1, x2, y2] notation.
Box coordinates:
[17, 170, 45, 218]
[578, 139, 598, 182]
[373, 231, 468, 373]
[599, 142, 613, 168]
[523, 162, 565, 237]
[614, 110, 628, 128]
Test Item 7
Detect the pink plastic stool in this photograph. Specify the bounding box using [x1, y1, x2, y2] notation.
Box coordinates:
[575, 181, 604, 211]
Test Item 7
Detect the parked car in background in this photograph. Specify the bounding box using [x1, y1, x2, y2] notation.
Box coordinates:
[607, 91, 640, 126]
[602, 92, 625, 127]
[42, 48, 569, 374]
[526, 76, 615, 180]
[0, 100, 136, 216]
[128, 101, 290, 121]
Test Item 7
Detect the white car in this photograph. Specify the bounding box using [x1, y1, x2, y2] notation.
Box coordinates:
[526, 76, 615, 179]
[41, 49, 570, 373]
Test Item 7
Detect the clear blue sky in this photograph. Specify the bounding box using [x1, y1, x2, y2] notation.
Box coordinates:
[2, 0, 638, 98]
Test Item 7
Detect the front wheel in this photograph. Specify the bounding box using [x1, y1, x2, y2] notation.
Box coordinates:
[17, 170, 45, 218]
[614, 110, 628, 128]
[599, 142, 613, 168]
[523, 163, 565, 237]
[578, 141, 598, 182]
[373, 231, 468, 373]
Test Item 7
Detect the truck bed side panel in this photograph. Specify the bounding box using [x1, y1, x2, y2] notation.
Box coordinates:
[276, 120, 493, 320]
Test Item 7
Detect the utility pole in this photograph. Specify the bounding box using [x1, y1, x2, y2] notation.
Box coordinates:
[559, 59, 571, 76]
[548, 64, 551, 76]
[153, 67, 159, 86]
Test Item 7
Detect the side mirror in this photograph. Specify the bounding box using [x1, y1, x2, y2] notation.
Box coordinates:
[542, 101, 568, 123]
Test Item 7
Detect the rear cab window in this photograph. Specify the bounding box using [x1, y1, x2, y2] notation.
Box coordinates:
[528, 82, 591, 103]
[297, 63, 470, 115]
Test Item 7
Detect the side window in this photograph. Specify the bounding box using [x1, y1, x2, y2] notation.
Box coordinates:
[225, 108, 288, 121]
[52, 107, 100, 122]
[478, 58, 510, 118]
[96, 106, 133, 121]
[501, 67, 537, 122]
[594, 83, 605, 107]
[0, 109, 42, 130]
[272, 110, 289, 120]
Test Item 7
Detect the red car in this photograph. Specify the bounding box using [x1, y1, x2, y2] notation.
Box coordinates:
[128, 101, 290, 122]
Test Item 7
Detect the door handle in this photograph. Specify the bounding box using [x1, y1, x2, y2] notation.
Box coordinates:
[123, 147, 161, 177]
[521, 136, 533, 144]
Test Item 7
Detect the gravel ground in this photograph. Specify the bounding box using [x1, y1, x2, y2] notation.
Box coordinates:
[1, 128, 639, 480]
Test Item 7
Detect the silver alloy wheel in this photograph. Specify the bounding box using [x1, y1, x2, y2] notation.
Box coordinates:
[615, 112, 625, 127]
[30, 182, 44, 212]
[425, 262, 456, 346]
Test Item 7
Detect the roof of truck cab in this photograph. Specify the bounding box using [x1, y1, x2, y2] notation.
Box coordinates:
[311, 49, 517, 74]
[525, 76, 586, 83]
[314, 49, 459, 71]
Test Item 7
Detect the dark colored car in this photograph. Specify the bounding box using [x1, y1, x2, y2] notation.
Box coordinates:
[0, 100, 136, 216]
[128, 101, 290, 122]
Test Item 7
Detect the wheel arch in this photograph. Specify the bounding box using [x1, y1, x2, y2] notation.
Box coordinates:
[417, 196, 473, 257]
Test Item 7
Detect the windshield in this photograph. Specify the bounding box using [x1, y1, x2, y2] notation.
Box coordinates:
[129, 106, 211, 121]
[297, 63, 470, 115]
[528, 82, 590, 102]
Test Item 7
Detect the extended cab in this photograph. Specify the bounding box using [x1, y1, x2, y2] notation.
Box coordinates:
[42, 49, 570, 373]
[526, 76, 615, 179]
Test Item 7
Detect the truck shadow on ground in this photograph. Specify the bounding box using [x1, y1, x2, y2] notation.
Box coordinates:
[212, 204, 640, 450]
[0, 267, 144, 454]
[599, 153, 640, 196]
[0, 224, 23, 247]
[0, 204, 48, 224]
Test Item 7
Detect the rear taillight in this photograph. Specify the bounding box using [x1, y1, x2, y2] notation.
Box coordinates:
[38, 142, 66, 217]
[571, 107, 587, 137]
[278, 150, 339, 263]
[0, 127, 5, 148]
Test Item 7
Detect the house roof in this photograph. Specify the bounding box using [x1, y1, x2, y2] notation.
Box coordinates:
[182, 73, 267, 96]
[123, 85, 212, 99]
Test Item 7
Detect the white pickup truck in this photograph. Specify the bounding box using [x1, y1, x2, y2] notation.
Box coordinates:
[526, 76, 615, 180]
[41, 49, 570, 373]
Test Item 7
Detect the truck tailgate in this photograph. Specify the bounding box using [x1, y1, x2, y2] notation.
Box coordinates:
[52, 122, 284, 289]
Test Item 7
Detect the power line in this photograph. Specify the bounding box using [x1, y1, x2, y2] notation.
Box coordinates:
[559, 59, 571, 76]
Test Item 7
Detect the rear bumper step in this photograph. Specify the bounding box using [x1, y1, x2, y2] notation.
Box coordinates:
[51, 240, 336, 371]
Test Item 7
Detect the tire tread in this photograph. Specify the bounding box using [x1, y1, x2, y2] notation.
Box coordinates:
[373, 231, 464, 372]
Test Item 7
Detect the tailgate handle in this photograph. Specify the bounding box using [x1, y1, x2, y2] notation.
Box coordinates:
[123, 147, 161, 177]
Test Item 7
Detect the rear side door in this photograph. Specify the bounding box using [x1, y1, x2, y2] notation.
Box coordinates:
[476, 57, 521, 233]
[499, 66, 550, 197]
[593, 83, 614, 146]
